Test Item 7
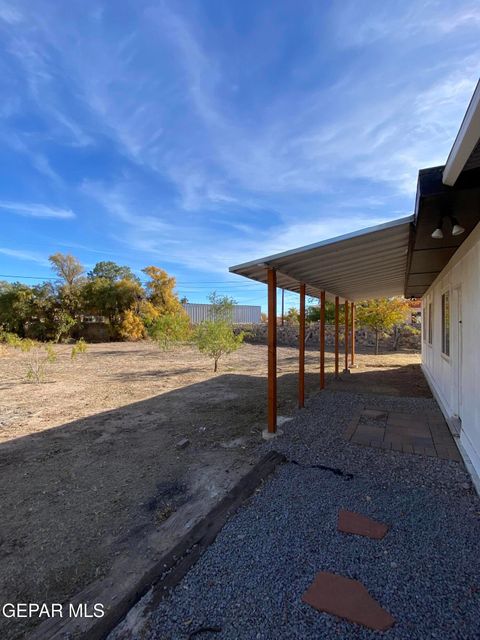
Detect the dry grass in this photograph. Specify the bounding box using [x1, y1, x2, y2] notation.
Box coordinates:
[0, 341, 427, 639]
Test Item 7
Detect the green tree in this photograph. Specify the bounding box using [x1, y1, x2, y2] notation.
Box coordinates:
[285, 307, 300, 324]
[48, 253, 86, 323]
[52, 310, 76, 343]
[88, 261, 140, 283]
[306, 300, 343, 324]
[208, 291, 236, 322]
[82, 277, 144, 331]
[193, 320, 244, 372]
[148, 312, 191, 350]
[0, 281, 77, 341]
[356, 297, 409, 354]
[0, 282, 33, 336]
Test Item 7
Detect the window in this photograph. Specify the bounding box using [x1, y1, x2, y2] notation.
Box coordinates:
[441, 292, 450, 356]
[428, 302, 433, 344]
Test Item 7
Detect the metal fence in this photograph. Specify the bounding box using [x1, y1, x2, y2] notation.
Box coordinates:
[183, 303, 261, 324]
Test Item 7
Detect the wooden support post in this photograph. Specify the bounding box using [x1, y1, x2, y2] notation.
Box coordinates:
[320, 290, 325, 390]
[334, 295, 339, 378]
[267, 268, 277, 433]
[281, 288, 285, 326]
[350, 302, 355, 367]
[344, 299, 349, 373]
[298, 284, 306, 408]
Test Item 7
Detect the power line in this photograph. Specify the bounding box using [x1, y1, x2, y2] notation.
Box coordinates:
[0, 274, 272, 295]
[0, 274, 58, 280]
[0, 274, 301, 298]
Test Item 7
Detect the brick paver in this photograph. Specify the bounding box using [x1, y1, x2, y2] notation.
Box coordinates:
[302, 572, 395, 631]
[346, 408, 461, 461]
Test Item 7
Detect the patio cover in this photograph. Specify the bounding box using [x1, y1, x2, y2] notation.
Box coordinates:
[229, 216, 413, 302]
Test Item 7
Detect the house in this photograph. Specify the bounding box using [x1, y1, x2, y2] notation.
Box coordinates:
[418, 80, 480, 485]
[230, 79, 480, 489]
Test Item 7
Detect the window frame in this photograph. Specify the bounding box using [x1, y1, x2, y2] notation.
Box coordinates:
[427, 300, 433, 346]
[441, 291, 450, 357]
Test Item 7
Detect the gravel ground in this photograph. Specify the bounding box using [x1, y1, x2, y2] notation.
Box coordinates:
[138, 391, 480, 640]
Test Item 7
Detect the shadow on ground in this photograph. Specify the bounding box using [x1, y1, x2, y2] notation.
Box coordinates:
[0, 357, 429, 639]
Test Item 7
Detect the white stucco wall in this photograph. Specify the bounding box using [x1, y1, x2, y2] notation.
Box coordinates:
[422, 221, 480, 480]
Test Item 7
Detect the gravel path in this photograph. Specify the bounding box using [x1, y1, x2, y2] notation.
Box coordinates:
[140, 391, 480, 639]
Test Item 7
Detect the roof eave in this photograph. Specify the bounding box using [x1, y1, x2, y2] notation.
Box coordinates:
[442, 79, 480, 186]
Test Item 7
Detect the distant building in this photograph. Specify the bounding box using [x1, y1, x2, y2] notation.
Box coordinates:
[183, 303, 261, 324]
[406, 299, 422, 325]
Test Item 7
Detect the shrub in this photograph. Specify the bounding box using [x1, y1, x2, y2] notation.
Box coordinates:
[71, 338, 88, 360]
[23, 341, 57, 383]
[0, 331, 23, 349]
[2, 333, 57, 382]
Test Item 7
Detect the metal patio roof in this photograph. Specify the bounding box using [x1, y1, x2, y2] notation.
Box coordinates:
[229, 216, 413, 302]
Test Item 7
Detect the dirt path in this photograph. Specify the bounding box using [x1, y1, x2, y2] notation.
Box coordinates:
[0, 341, 429, 639]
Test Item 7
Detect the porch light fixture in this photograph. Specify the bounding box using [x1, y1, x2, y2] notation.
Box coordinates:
[431, 215, 465, 239]
[451, 219, 465, 236]
[431, 225, 444, 239]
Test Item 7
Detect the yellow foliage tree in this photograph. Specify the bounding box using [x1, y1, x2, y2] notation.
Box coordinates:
[142, 266, 184, 315]
[138, 300, 161, 326]
[119, 308, 146, 341]
[356, 297, 409, 354]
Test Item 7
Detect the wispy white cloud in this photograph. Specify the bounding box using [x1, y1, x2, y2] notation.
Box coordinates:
[0, 201, 75, 219]
[332, 1, 480, 47]
[81, 180, 172, 232]
[0, 130, 63, 184]
[0, 0, 22, 25]
[80, 175, 398, 275]
[4, 0, 479, 205]
[75, 1, 477, 201]
[1, 0, 479, 287]
[0, 247, 50, 266]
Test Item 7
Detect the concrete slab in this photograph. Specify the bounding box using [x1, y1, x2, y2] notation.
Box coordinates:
[262, 428, 284, 441]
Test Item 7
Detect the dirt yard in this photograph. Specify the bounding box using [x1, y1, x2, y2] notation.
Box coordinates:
[0, 341, 429, 639]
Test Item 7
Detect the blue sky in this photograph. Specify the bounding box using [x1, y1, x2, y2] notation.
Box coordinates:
[0, 1, 479, 310]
